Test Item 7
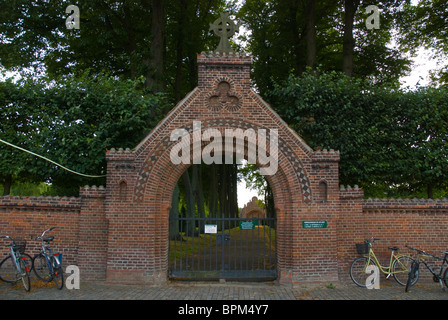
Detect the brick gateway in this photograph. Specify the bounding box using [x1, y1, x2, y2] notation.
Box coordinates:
[1, 52, 448, 286]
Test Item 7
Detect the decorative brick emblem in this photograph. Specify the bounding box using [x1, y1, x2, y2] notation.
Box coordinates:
[208, 81, 241, 112]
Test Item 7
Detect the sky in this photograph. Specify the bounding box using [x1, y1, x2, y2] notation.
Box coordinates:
[237, 183, 258, 208]
[237, 171, 259, 209]
[400, 47, 442, 88]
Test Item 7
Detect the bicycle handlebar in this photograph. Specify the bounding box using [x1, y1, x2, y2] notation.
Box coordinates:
[31, 227, 56, 241]
[0, 235, 17, 247]
[406, 245, 443, 260]
[365, 237, 380, 245]
[40, 227, 55, 238]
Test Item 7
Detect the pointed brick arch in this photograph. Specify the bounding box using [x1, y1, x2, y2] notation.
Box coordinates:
[134, 118, 311, 204]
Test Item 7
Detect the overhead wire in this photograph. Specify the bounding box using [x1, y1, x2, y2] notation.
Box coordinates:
[0, 137, 106, 178]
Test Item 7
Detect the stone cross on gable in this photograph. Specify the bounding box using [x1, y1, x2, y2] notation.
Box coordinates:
[209, 12, 240, 53]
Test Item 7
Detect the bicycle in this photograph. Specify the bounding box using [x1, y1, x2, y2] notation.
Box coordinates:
[349, 237, 416, 288]
[31, 227, 64, 289]
[405, 245, 448, 293]
[0, 235, 32, 291]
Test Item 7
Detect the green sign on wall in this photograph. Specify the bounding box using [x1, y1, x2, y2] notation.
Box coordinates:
[239, 220, 258, 230]
[302, 220, 327, 229]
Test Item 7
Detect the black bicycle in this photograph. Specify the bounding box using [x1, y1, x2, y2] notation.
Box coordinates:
[31, 227, 64, 289]
[0, 235, 32, 291]
[405, 245, 448, 293]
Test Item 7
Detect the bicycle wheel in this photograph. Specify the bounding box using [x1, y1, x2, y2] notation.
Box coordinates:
[0, 254, 32, 283]
[393, 256, 418, 286]
[349, 257, 378, 287]
[33, 253, 52, 282]
[51, 257, 64, 290]
[443, 267, 448, 289]
[0, 255, 17, 283]
[18, 258, 31, 292]
[405, 260, 419, 292]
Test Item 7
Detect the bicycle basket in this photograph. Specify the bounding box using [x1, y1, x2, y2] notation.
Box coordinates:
[356, 243, 369, 255]
[13, 240, 26, 254]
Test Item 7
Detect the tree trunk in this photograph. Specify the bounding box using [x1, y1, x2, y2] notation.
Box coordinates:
[169, 184, 180, 239]
[182, 169, 195, 236]
[219, 165, 227, 218]
[288, 0, 305, 75]
[342, 0, 360, 77]
[230, 163, 238, 217]
[2, 174, 12, 196]
[196, 165, 206, 219]
[192, 165, 206, 234]
[174, 0, 187, 101]
[122, 2, 138, 80]
[305, 0, 317, 68]
[427, 183, 433, 199]
[145, 0, 165, 92]
[208, 163, 218, 219]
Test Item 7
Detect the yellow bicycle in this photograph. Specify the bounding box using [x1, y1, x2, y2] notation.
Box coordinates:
[349, 237, 417, 288]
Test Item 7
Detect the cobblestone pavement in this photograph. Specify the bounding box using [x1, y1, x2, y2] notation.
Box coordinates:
[1, 278, 447, 301]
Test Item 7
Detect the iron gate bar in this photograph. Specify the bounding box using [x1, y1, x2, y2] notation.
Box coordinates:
[169, 216, 276, 280]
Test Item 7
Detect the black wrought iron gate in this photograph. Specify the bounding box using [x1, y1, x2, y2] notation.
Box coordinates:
[168, 216, 276, 280]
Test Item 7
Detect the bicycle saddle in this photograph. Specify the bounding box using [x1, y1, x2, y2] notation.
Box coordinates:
[44, 236, 54, 242]
[388, 246, 399, 251]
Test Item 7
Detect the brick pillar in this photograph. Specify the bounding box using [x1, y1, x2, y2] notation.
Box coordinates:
[197, 52, 252, 91]
[78, 185, 108, 281]
[337, 185, 364, 282]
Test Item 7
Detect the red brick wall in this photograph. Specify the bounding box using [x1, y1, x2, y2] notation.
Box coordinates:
[361, 198, 448, 282]
[1, 189, 446, 284]
[0, 195, 81, 268]
[362, 198, 448, 249]
[337, 190, 448, 283]
[0, 186, 108, 281]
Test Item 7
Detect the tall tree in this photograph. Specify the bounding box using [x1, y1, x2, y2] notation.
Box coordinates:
[305, 0, 317, 68]
[145, 0, 165, 92]
[0, 0, 227, 99]
[342, 0, 360, 76]
[238, 0, 411, 94]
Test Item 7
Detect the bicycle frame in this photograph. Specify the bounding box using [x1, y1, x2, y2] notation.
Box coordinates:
[416, 252, 448, 289]
[365, 246, 408, 277]
[35, 227, 61, 277]
[9, 246, 21, 273]
[406, 246, 448, 291]
[41, 245, 55, 272]
[2, 236, 29, 274]
[9, 246, 30, 277]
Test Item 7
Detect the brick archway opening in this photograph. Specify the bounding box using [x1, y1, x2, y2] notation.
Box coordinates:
[167, 160, 278, 281]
